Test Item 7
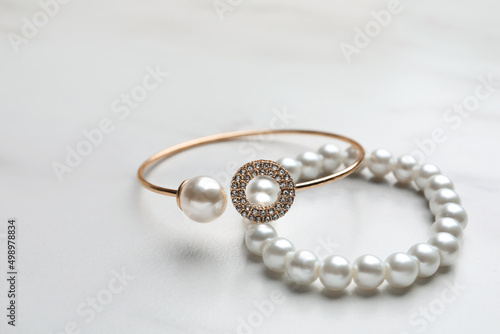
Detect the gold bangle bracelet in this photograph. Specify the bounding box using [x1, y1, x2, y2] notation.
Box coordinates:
[137, 129, 365, 223]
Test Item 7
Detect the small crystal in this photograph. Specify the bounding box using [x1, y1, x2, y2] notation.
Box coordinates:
[236, 205, 242, 211]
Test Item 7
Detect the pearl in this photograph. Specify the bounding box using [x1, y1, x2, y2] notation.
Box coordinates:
[367, 148, 394, 178]
[424, 174, 454, 200]
[277, 157, 302, 181]
[408, 243, 441, 277]
[429, 188, 461, 215]
[262, 237, 295, 272]
[352, 254, 386, 289]
[436, 203, 468, 229]
[318, 144, 342, 173]
[246, 175, 280, 207]
[393, 155, 418, 184]
[285, 250, 320, 284]
[431, 217, 463, 241]
[178, 176, 227, 223]
[344, 145, 366, 173]
[245, 224, 277, 256]
[296, 151, 323, 181]
[414, 163, 441, 190]
[319, 255, 352, 291]
[428, 233, 460, 266]
[384, 253, 418, 288]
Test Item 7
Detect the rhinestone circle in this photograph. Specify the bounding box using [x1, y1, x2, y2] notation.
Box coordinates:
[230, 160, 296, 222]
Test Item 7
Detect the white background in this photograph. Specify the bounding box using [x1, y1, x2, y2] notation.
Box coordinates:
[1, 0, 500, 333]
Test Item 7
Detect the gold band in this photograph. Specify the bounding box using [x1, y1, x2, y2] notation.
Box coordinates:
[137, 129, 365, 197]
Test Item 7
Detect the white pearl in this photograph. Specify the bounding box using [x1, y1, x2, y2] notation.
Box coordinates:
[246, 175, 280, 207]
[414, 163, 441, 190]
[178, 176, 227, 223]
[367, 148, 393, 178]
[352, 254, 386, 289]
[262, 238, 295, 272]
[245, 224, 277, 256]
[393, 155, 418, 184]
[429, 188, 461, 215]
[318, 144, 342, 173]
[277, 157, 302, 181]
[296, 152, 323, 181]
[344, 145, 366, 173]
[319, 255, 352, 291]
[428, 232, 460, 266]
[285, 250, 320, 284]
[384, 252, 418, 288]
[436, 203, 468, 229]
[424, 174, 454, 200]
[408, 243, 441, 277]
[431, 217, 463, 241]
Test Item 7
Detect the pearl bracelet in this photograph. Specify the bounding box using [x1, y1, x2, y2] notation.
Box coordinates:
[245, 148, 466, 290]
[137, 129, 364, 223]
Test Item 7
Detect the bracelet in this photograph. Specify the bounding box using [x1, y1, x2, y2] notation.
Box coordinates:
[137, 129, 365, 223]
[245, 148, 467, 290]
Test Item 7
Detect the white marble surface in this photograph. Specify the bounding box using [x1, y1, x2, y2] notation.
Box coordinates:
[1, 0, 500, 333]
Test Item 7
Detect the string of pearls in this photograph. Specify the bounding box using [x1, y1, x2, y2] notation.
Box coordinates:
[245, 145, 467, 290]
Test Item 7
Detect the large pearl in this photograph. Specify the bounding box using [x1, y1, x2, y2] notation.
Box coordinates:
[296, 152, 323, 181]
[285, 250, 320, 284]
[319, 255, 352, 291]
[393, 155, 418, 184]
[367, 148, 393, 178]
[424, 174, 454, 200]
[407, 243, 441, 277]
[428, 232, 460, 266]
[414, 163, 441, 190]
[431, 217, 463, 241]
[436, 203, 468, 229]
[246, 175, 280, 207]
[344, 145, 366, 173]
[277, 157, 302, 181]
[178, 176, 227, 223]
[318, 144, 342, 173]
[384, 252, 418, 288]
[245, 224, 277, 256]
[352, 254, 386, 289]
[262, 237, 295, 272]
[429, 188, 461, 215]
